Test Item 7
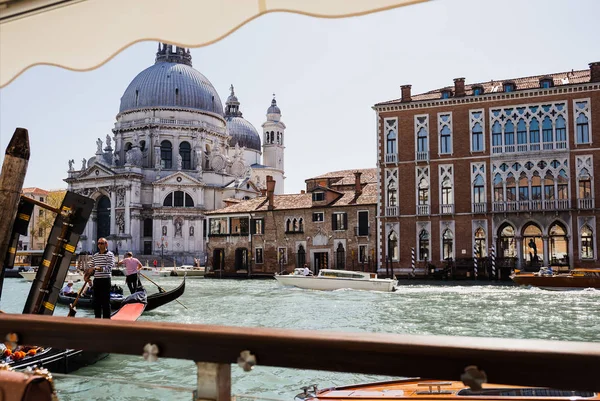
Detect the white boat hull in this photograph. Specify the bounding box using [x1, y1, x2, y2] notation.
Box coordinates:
[170, 267, 205, 277]
[19, 271, 84, 283]
[274, 274, 397, 292]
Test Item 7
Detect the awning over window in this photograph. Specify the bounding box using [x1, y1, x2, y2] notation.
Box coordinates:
[0, 0, 429, 87]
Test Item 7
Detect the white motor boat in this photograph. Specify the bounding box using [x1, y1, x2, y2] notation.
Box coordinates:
[274, 268, 397, 292]
[170, 265, 205, 277]
[19, 270, 84, 283]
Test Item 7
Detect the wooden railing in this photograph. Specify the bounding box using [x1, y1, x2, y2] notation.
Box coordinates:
[1, 313, 600, 398]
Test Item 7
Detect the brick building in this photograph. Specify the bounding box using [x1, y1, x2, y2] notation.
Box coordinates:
[205, 169, 377, 276]
[374, 62, 600, 276]
[20, 187, 50, 250]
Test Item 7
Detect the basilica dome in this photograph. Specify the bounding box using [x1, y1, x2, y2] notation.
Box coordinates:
[119, 44, 223, 116]
[224, 86, 261, 152]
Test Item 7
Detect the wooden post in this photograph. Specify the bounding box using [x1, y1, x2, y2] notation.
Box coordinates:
[194, 362, 231, 401]
[0, 128, 30, 271]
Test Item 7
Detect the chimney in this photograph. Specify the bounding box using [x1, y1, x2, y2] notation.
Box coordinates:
[590, 62, 600, 83]
[266, 175, 275, 210]
[400, 85, 412, 102]
[454, 78, 466, 97]
[354, 171, 362, 196]
[300, 190, 306, 194]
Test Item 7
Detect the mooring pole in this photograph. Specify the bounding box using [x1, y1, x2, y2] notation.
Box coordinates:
[0, 128, 30, 295]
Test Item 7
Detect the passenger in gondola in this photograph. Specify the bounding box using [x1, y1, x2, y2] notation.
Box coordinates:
[118, 251, 143, 294]
[61, 280, 76, 296]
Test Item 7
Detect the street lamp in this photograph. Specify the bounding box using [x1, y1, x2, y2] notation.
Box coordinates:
[156, 236, 168, 267]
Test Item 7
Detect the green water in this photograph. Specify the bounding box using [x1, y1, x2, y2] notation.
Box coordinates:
[2, 277, 599, 400]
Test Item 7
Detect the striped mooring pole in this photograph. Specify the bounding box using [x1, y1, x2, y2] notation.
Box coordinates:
[490, 245, 496, 280]
[411, 247, 416, 278]
[473, 244, 478, 279]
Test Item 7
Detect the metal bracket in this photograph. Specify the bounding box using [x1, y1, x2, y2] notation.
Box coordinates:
[236, 350, 256, 372]
[461, 365, 487, 391]
[143, 343, 159, 362]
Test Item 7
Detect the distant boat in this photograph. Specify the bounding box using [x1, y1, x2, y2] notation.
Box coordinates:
[275, 268, 397, 292]
[170, 265, 205, 277]
[511, 267, 600, 290]
[19, 270, 84, 283]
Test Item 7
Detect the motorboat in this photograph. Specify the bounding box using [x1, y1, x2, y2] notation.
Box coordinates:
[511, 267, 600, 290]
[170, 265, 205, 277]
[274, 268, 397, 292]
[19, 270, 84, 283]
[295, 378, 598, 401]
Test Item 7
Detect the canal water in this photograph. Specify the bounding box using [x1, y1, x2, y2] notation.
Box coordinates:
[2, 277, 599, 400]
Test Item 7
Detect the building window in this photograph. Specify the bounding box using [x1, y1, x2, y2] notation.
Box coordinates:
[387, 130, 396, 155]
[492, 121, 502, 152]
[418, 229, 430, 261]
[297, 245, 306, 268]
[38, 228, 44, 237]
[161, 140, 172, 169]
[359, 245, 368, 263]
[357, 211, 369, 236]
[474, 227, 486, 258]
[277, 247, 287, 265]
[542, 117, 553, 148]
[493, 174, 503, 202]
[332, 212, 347, 231]
[503, 82, 515, 92]
[470, 110, 484, 152]
[387, 231, 398, 261]
[498, 224, 516, 258]
[549, 222, 568, 266]
[442, 228, 453, 260]
[440, 90, 451, 99]
[335, 243, 345, 269]
[179, 141, 191, 169]
[517, 119, 527, 149]
[417, 128, 428, 153]
[163, 191, 194, 207]
[387, 181, 397, 207]
[418, 178, 429, 210]
[581, 225, 594, 259]
[441, 178, 453, 208]
[312, 192, 325, 202]
[556, 116, 566, 145]
[286, 218, 304, 233]
[251, 219, 264, 234]
[209, 218, 228, 235]
[576, 112, 590, 144]
[39, 197, 44, 203]
[415, 115, 429, 160]
[579, 176, 592, 200]
[312, 212, 324, 222]
[143, 218, 153, 237]
[540, 78, 553, 88]
[255, 248, 264, 264]
[438, 113, 452, 155]
[472, 86, 483, 96]
[230, 217, 249, 235]
[473, 175, 485, 204]
[38, 209, 43, 217]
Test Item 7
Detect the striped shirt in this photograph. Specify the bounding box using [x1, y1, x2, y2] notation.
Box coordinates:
[89, 251, 114, 279]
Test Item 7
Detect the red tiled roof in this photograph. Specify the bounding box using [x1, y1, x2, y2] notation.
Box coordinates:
[207, 184, 377, 215]
[306, 168, 377, 185]
[21, 187, 49, 195]
[376, 69, 591, 105]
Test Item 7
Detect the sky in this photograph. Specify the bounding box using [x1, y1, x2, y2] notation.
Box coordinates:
[1, 0, 599, 194]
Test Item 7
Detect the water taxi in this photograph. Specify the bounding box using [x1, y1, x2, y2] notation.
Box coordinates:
[170, 265, 205, 277]
[511, 267, 600, 290]
[275, 269, 397, 292]
[19, 270, 84, 283]
[296, 378, 599, 401]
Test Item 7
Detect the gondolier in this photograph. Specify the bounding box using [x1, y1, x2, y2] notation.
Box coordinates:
[118, 251, 143, 294]
[86, 237, 114, 319]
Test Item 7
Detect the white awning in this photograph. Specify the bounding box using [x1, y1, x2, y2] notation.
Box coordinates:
[0, 0, 430, 87]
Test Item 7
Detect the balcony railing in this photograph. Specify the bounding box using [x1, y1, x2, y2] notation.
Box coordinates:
[386, 206, 397, 216]
[417, 204, 430, 216]
[579, 198, 595, 209]
[491, 141, 568, 155]
[472, 202, 487, 213]
[416, 151, 429, 162]
[385, 153, 397, 163]
[440, 204, 454, 215]
[493, 199, 571, 212]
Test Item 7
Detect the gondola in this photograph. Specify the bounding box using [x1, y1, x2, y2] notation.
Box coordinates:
[56, 277, 185, 312]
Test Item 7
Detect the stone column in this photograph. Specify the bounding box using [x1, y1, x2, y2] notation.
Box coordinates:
[515, 236, 523, 269]
[110, 189, 116, 235]
[125, 187, 131, 234]
[542, 236, 550, 266]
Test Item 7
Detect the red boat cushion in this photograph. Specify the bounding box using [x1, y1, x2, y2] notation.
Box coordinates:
[111, 303, 145, 321]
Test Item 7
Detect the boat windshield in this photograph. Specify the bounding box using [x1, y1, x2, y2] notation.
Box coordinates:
[319, 271, 369, 279]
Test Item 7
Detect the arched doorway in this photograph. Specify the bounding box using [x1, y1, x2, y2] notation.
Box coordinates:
[523, 223, 543, 270]
[549, 222, 569, 267]
[297, 245, 306, 268]
[497, 224, 516, 258]
[96, 195, 111, 240]
[336, 243, 346, 269]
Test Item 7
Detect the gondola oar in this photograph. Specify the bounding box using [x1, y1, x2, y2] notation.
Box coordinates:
[139, 272, 188, 310]
[68, 280, 89, 317]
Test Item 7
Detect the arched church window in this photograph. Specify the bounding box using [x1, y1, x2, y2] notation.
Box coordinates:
[179, 141, 191, 169]
[161, 140, 173, 169]
[163, 191, 194, 207]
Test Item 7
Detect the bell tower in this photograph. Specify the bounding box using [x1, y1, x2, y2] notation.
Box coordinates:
[261, 95, 286, 174]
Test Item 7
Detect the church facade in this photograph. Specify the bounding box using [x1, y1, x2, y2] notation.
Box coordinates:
[65, 43, 286, 263]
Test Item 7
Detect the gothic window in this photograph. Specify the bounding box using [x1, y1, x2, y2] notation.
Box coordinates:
[441, 178, 453, 206]
[549, 222, 568, 265]
[474, 227, 486, 258]
[418, 178, 429, 205]
[387, 180, 397, 207]
[418, 229, 430, 261]
[442, 229, 454, 260]
[286, 219, 291, 232]
[387, 130, 396, 155]
[297, 244, 306, 268]
[531, 173, 542, 201]
[335, 243, 345, 269]
[493, 174, 503, 202]
[255, 248, 264, 264]
[470, 110, 485, 152]
[473, 175, 485, 204]
[517, 119, 527, 148]
[518, 173, 529, 201]
[530, 118, 540, 149]
[417, 128, 428, 153]
[161, 140, 172, 169]
[438, 113, 452, 154]
[557, 170, 568, 200]
[415, 115, 429, 160]
[179, 141, 191, 169]
[523, 223, 543, 266]
[556, 116, 566, 146]
[163, 191, 194, 207]
[439, 165, 454, 213]
[506, 174, 516, 203]
[492, 121, 502, 151]
[543, 172, 555, 200]
[579, 174, 591, 199]
[497, 224, 516, 258]
[504, 120, 515, 148]
[140, 140, 146, 152]
[387, 231, 399, 261]
[576, 112, 590, 144]
[542, 117, 553, 149]
[298, 218, 304, 232]
[581, 225, 594, 259]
